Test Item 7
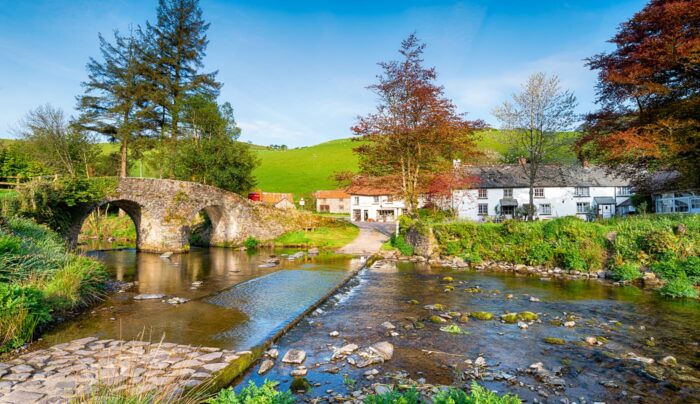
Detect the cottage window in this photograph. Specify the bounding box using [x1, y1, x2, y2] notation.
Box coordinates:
[478, 189, 488, 199]
[339, 204, 344, 210]
[478, 203, 488, 215]
[373, 196, 380, 203]
[617, 186, 632, 196]
[576, 202, 590, 214]
[574, 187, 590, 197]
[503, 188, 513, 198]
[539, 204, 551, 215]
[692, 199, 700, 210]
[534, 188, 545, 198]
[353, 196, 359, 205]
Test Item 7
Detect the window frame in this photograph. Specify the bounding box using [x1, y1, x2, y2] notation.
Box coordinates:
[576, 202, 590, 214]
[539, 203, 551, 215]
[478, 189, 488, 199]
[574, 186, 590, 197]
[534, 188, 545, 198]
[353, 196, 359, 205]
[503, 188, 513, 198]
[477, 203, 488, 216]
[373, 196, 380, 203]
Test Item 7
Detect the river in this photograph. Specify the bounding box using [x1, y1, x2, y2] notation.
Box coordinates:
[42, 249, 700, 403]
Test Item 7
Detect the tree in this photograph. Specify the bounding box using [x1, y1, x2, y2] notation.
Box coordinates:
[172, 95, 258, 193]
[17, 105, 98, 178]
[576, 0, 700, 189]
[76, 30, 156, 178]
[142, 0, 221, 176]
[352, 34, 483, 215]
[492, 72, 577, 220]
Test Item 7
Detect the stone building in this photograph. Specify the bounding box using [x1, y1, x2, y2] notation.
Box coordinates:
[260, 192, 296, 209]
[313, 189, 350, 213]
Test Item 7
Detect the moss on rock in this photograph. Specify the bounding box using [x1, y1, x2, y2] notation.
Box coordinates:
[501, 313, 518, 324]
[430, 315, 447, 324]
[543, 337, 566, 345]
[518, 311, 539, 321]
[470, 311, 494, 321]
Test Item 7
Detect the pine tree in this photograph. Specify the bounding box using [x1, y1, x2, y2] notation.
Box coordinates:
[143, 0, 221, 176]
[76, 30, 155, 177]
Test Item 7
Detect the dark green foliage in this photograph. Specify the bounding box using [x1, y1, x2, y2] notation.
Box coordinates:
[659, 274, 698, 299]
[364, 383, 521, 404]
[0, 217, 107, 351]
[15, 177, 118, 234]
[390, 234, 414, 256]
[641, 230, 678, 259]
[0, 144, 47, 179]
[612, 262, 642, 281]
[0, 284, 52, 351]
[206, 380, 295, 404]
[364, 388, 420, 404]
[244, 236, 259, 249]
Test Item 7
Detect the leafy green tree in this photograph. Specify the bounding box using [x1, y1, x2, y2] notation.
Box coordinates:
[0, 144, 47, 179]
[17, 105, 98, 178]
[172, 95, 258, 193]
[142, 0, 221, 176]
[76, 30, 156, 178]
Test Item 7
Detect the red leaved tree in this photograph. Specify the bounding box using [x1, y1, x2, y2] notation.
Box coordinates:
[577, 0, 700, 188]
[352, 34, 484, 216]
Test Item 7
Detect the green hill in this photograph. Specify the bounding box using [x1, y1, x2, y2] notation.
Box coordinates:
[253, 138, 362, 198]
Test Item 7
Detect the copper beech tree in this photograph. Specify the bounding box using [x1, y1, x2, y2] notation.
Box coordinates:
[351, 34, 484, 216]
[577, 0, 700, 188]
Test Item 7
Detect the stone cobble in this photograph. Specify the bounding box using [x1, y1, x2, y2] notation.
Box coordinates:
[0, 337, 247, 403]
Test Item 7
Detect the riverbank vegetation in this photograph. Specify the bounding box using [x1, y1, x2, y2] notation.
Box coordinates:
[0, 217, 107, 352]
[79, 211, 137, 246]
[409, 214, 700, 298]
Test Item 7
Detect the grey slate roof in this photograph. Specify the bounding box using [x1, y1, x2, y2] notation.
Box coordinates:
[461, 165, 630, 188]
[593, 197, 616, 205]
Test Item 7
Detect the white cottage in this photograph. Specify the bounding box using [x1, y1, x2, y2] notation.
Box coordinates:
[454, 164, 634, 221]
[347, 185, 406, 222]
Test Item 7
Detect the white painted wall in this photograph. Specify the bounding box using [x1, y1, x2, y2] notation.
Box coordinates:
[454, 187, 632, 221]
[349, 195, 406, 222]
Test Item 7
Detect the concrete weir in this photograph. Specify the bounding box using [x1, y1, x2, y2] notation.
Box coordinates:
[0, 338, 251, 403]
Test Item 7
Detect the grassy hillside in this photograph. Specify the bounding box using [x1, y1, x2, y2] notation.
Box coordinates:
[253, 138, 363, 198]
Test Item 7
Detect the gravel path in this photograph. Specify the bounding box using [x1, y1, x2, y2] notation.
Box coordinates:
[336, 222, 393, 255]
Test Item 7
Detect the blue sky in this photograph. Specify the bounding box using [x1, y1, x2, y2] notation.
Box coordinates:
[0, 0, 645, 147]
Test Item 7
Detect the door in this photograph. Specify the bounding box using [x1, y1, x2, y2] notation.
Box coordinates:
[353, 209, 361, 222]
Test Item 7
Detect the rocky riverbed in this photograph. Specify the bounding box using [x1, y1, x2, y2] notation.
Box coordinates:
[239, 259, 700, 403]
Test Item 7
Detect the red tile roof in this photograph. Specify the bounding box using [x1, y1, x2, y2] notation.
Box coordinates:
[313, 189, 350, 199]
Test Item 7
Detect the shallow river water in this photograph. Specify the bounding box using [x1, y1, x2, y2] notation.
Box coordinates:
[41, 248, 363, 350]
[41, 249, 700, 403]
[241, 260, 700, 403]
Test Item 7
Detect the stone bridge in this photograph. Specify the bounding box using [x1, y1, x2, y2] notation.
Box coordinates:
[68, 178, 300, 253]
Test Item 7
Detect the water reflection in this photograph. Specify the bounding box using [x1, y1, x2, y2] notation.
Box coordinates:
[41, 248, 360, 350]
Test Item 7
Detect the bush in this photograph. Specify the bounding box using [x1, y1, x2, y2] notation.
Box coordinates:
[244, 236, 259, 249]
[659, 274, 698, 299]
[650, 260, 684, 281]
[0, 284, 52, 351]
[364, 383, 521, 404]
[641, 230, 679, 258]
[207, 380, 294, 404]
[525, 242, 554, 266]
[612, 262, 642, 281]
[390, 235, 414, 256]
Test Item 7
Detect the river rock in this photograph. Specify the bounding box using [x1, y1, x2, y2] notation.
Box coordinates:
[282, 349, 306, 364]
[627, 352, 654, 364]
[291, 366, 307, 377]
[133, 294, 165, 300]
[329, 331, 340, 337]
[659, 356, 677, 367]
[381, 321, 396, 330]
[160, 252, 173, 259]
[517, 321, 529, 330]
[258, 263, 277, 268]
[369, 341, 394, 360]
[266, 349, 279, 359]
[258, 359, 274, 375]
[474, 357, 486, 367]
[308, 247, 320, 255]
[166, 297, 189, 305]
[332, 344, 358, 360]
[529, 296, 541, 302]
[564, 321, 575, 327]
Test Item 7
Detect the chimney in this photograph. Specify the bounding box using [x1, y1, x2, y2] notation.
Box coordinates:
[518, 156, 526, 167]
[582, 159, 590, 168]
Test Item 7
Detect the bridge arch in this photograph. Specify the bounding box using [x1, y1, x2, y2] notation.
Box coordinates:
[68, 199, 143, 250]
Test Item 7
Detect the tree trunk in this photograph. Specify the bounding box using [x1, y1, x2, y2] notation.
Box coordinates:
[120, 135, 128, 178]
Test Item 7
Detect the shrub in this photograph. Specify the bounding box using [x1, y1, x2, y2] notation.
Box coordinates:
[244, 236, 259, 249]
[390, 235, 414, 256]
[555, 246, 587, 271]
[525, 242, 554, 266]
[650, 260, 684, 281]
[641, 230, 678, 258]
[0, 284, 52, 351]
[659, 274, 698, 299]
[612, 262, 642, 281]
[434, 382, 521, 404]
[680, 256, 700, 284]
[364, 388, 420, 404]
[206, 380, 295, 404]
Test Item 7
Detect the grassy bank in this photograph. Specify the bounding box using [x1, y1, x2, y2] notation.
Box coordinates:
[416, 215, 700, 298]
[79, 212, 137, 243]
[271, 218, 358, 249]
[0, 217, 108, 352]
